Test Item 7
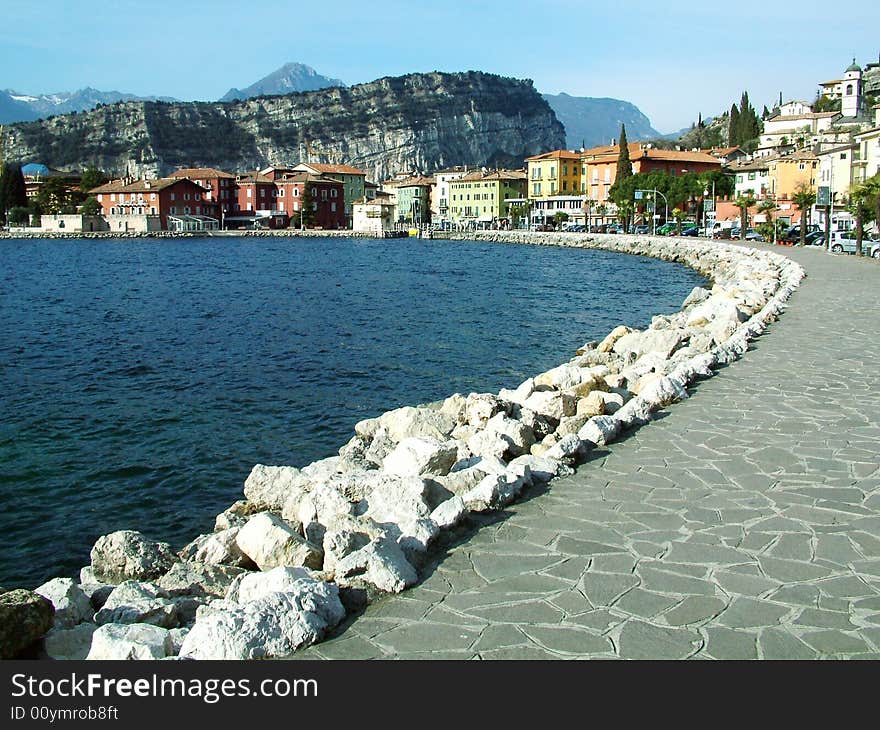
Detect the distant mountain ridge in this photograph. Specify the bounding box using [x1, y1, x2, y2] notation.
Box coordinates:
[0, 87, 178, 124]
[542, 92, 661, 148]
[221, 62, 345, 101]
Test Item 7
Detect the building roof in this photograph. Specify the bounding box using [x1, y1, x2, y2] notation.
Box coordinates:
[705, 146, 742, 157]
[298, 162, 367, 176]
[632, 148, 721, 164]
[729, 159, 772, 172]
[847, 59, 862, 73]
[394, 175, 434, 187]
[525, 149, 581, 162]
[767, 111, 839, 122]
[456, 169, 527, 183]
[170, 167, 235, 179]
[90, 177, 207, 194]
[235, 173, 275, 184]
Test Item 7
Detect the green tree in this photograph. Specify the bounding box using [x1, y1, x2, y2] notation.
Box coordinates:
[791, 182, 816, 247]
[0, 164, 28, 222]
[615, 123, 632, 187]
[7, 206, 30, 225]
[80, 167, 107, 193]
[554, 211, 569, 226]
[80, 195, 101, 216]
[734, 194, 756, 239]
[849, 175, 880, 256]
[756, 198, 778, 242]
[728, 104, 740, 145]
[37, 177, 78, 215]
[294, 183, 315, 228]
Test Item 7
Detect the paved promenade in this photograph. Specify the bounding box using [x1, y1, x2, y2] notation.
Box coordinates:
[300, 244, 880, 660]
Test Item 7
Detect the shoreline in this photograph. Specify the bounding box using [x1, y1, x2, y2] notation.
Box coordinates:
[3, 232, 805, 661]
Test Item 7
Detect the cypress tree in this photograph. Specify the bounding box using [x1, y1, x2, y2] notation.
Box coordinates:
[8, 164, 27, 208]
[728, 104, 740, 145]
[616, 123, 632, 183]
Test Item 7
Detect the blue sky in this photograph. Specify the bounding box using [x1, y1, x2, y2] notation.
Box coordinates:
[1, 0, 877, 133]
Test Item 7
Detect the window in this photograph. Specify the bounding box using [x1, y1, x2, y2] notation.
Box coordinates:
[247, 189, 252, 198]
[278, 188, 284, 197]
[184, 206, 191, 214]
[110, 194, 116, 202]
[331, 189, 338, 198]
[331, 202, 336, 212]
[294, 188, 299, 197]
[260, 189, 265, 197]
[532, 183, 541, 195]
[170, 206, 177, 214]
[150, 207, 156, 214]
[184, 193, 190, 201]
[846, 84, 853, 95]
[550, 166, 555, 178]
[321, 189, 327, 200]
[279, 201, 284, 211]
[748, 173, 756, 180]
[150, 193, 156, 201]
[840, 153, 847, 160]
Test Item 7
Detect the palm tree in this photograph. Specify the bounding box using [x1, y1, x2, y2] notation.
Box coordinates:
[791, 182, 817, 247]
[734, 194, 756, 240]
[850, 174, 880, 254]
[757, 198, 778, 243]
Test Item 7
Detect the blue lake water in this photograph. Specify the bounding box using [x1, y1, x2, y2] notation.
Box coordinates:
[0, 236, 706, 588]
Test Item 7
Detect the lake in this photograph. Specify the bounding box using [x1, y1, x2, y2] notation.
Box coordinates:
[0, 235, 706, 587]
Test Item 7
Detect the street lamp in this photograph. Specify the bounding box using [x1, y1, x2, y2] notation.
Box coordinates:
[636, 189, 667, 235]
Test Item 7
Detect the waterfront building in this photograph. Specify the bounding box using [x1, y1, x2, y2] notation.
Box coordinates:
[293, 162, 367, 226]
[447, 169, 527, 226]
[768, 149, 819, 199]
[229, 171, 345, 229]
[526, 149, 582, 199]
[817, 144, 856, 204]
[169, 167, 237, 223]
[730, 158, 771, 199]
[352, 193, 396, 234]
[90, 177, 212, 231]
[851, 103, 880, 184]
[393, 176, 433, 225]
[432, 166, 476, 225]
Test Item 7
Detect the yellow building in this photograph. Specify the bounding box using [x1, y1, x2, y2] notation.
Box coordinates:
[769, 150, 818, 200]
[525, 149, 582, 200]
[448, 169, 527, 225]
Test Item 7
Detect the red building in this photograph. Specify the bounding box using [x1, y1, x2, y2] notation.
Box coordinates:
[227, 171, 346, 229]
[169, 167, 237, 222]
[90, 177, 210, 229]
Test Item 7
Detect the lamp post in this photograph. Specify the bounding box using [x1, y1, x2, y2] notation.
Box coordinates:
[635, 189, 666, 234]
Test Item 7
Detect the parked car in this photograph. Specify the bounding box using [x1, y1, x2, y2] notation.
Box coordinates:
[828, 230, 880, 257]
[631, 224, 650, 235]
[781, 223, 820, 243]
[729, 227, 764, 241]
[655, 222, 677, 235]
[804, 230, 826, 246]
[680, 226, 699, 236]
[605, 223, 624, 234]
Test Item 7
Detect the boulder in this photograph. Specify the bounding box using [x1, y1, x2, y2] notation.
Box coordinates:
[89, 530, 176, 584]
[613, 328, 687, 360]
[321, 521, 375, 574]
[554, 414, 590, 439]
[508, 454, 563, 483]
[522, 390, 576, 422]
[179, 527, 253, 568]
[544, 434, 587, 465]
[178, 584, 344, 660]
[376, 405, 457, 443]
[157, 562, 245, 599]
[439, 393, 468, 422]
[43, 623, 97, 661]
[464, 393, 506, 427]
[235, 512, 323, 571]
[86, 623, 173, 660]
[34, 578, 93, 628]
[225, 566, 321, 605]
[513, 406, 556, 441]
[577, 415, 622, 447]
[535, 364, 605, 392]
[498, 378, 535, 406]
[597, 325, 633, 352]
[94, 581, 179, 628]
[430, 496, 467, 529]
[576, 391, 606, 418]
[382, 437, 459, 477]
[483, 412, 535, 458]
[334, 537, 418, 594]
[614, 396, 654, 430]
[243, 465, 308, 511]
[636, 375, 688, 408]
[214, 500, 261, 531]
[462, 465, 532, 512]
[466, 429, 511, 461]
[682, 286, 711, 309]
[0, 589, 55, 659]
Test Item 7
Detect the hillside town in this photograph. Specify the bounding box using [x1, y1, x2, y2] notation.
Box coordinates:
[2, 57, 880, 243]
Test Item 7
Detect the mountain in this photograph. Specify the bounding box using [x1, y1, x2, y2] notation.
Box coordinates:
[542, 93, 662, 149]
[0, 88, 178, 124]
[221, 62, 345, 101]
[4, 71, 565, 183]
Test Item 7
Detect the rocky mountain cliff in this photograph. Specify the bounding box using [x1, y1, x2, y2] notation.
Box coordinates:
[542, 93, 661, 148]
[221, 62, 345, 101]
[3, 72, 565, 182]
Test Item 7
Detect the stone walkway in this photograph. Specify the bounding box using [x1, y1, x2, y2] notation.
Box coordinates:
[297, 244, 880, 660]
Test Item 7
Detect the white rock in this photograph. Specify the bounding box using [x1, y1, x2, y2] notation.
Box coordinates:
[498, 377, 535, 405]
[638, 375, 688, 408]
[334, 538, 418, 593]
[179, 527, 253, 568]
[466, 429, 510, 460]
[577, 415, 622, 446]
[682, 286, 711, 308]
[235, 513, 323, 571]
[156, 562, 244, 599]
[483, 412, 535, 457]
[522, 390, 576, 421]
[44, 623, 97, 660]
[225, 566, 321, 605]
[34, 578, 93, 628]
[430, 496, 467, 529]
[382, 437, 459, 477]
[179, 584, 344, 660]
[597, 325, 633, 352]
[508, 454, 561, 483]
[243, 465, 309, 511]
[464, 393, 506, 427]
[614, 396, 654, 429]
[614, 329, 686, 360]
[376, 406, 457, 443]
[86, 623, 174, 660]
[544, 434, 586, 465]
[89, 530, 176, 584]
[94, 581, 179, 628]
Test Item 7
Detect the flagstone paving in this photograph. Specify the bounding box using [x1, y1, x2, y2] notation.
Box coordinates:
[297, 244, 880, 660]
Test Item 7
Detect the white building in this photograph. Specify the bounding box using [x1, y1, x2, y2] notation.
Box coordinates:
[760, 110, 839, 150]
[817, 144, 855, 205]
[841, 60, 864, 118]
[352, 195, 396, 234]
[731, 159, 771, 199]
[432, 167, 474, 224]
[851, 103, 880, 185]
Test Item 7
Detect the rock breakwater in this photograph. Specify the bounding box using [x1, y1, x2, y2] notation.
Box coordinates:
[1, 233, 804, 660]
